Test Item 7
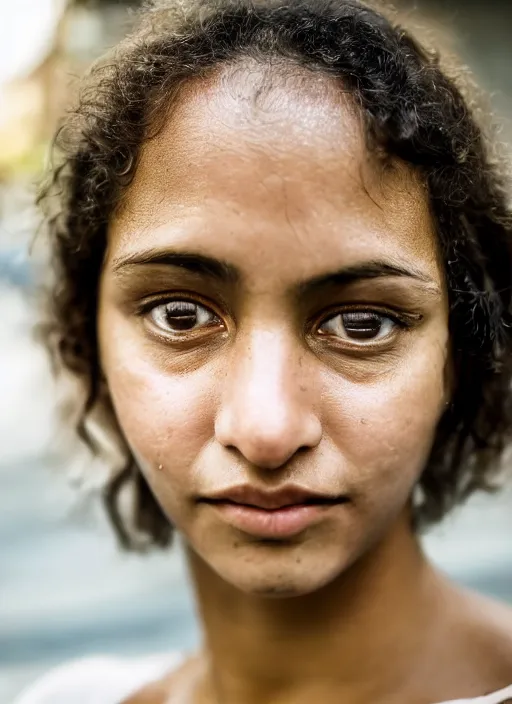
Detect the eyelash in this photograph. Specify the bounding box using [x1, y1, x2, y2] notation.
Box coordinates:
[311, 307, 419, 355]
[318, 303, 416, 325]
[136, 294, 418, 347]
[137, 295, 220, 322]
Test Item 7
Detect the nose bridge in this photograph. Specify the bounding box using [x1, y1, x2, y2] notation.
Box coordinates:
[238, 328, 301, 416]
[215, 326, 322, 468]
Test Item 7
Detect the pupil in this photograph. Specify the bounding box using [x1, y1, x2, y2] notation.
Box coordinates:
[343, 313, 382, 339]
[165, 302, 198, 330]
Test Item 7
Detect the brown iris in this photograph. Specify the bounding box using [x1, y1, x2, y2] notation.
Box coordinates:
[340, 312, 384, 340]
[161, 301, 201, 330]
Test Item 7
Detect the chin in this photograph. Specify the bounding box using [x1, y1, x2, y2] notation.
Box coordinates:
[205, 540, 352, 598]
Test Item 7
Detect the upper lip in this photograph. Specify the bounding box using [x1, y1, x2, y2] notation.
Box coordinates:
[202, 485, 347, 510]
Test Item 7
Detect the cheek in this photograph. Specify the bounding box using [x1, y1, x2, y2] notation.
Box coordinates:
[323, 337, 448, 505]
[99, 318, 217, 493]
[109, 365, 213, 464]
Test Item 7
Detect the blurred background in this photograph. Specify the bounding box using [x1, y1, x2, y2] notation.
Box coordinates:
[1, 0, 511, 701]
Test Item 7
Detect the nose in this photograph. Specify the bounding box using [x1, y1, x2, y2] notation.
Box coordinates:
[214, 329, 322, 470]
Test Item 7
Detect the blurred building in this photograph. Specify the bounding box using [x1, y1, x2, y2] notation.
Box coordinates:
[2, 0, 512, 179]
[0, 0, 140, 178]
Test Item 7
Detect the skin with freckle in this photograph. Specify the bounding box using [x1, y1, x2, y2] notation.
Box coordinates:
[99, 66, 449, 596]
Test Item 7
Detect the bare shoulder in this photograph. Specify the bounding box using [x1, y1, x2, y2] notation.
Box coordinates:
[424, 578, 512, 701]
[457, 587, 512, 678]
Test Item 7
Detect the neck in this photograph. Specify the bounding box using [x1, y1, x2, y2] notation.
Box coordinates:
[186, 514, 447, 704]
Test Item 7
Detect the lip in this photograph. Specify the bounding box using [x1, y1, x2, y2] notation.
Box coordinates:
[203, 485, 345, 510]
[201, 485, 348, 539]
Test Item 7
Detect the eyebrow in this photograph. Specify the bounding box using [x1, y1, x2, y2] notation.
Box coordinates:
[112, 249, 240, 283]
[297, 260, 436, 296]
[111, 248, 437, 293]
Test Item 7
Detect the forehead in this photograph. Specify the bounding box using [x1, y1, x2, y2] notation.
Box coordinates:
[108, 62, 440, 281]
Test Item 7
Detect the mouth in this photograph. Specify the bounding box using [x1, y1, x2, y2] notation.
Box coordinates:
[200, 485, 349, 539]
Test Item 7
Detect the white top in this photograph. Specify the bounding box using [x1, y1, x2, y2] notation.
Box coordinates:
[11, 654, 512, 704]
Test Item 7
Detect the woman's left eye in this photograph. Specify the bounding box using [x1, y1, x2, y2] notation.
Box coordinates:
[318, 311, 397, 342]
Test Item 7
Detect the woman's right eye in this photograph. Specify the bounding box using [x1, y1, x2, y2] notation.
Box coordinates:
[147, 300, 220, 336]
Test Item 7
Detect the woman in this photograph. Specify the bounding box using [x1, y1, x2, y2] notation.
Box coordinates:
[16, 0, 512, 702]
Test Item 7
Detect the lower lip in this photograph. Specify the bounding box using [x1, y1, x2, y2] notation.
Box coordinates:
[207, 501, 339, 539]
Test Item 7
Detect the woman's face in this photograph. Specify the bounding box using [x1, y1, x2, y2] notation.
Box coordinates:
[99, 66, 449, 596]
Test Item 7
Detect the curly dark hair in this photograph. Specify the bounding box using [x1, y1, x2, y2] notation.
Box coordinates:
[41, 0, 512, 551]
